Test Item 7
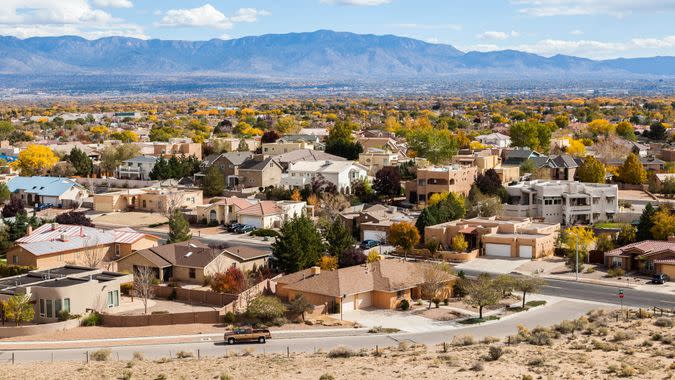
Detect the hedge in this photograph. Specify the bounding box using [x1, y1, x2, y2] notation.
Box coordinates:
[0, 264, 34, 278]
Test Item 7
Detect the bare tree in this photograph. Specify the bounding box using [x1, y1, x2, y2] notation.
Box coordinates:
[319, 193, 350, 220]
[133, 266, 156, 315]
[161, 188, 187, 218]
[419, 262, 453, 309]
[80, 236, 106, 269]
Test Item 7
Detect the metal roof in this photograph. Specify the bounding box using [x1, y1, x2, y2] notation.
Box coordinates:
[7, 176, 83, 197]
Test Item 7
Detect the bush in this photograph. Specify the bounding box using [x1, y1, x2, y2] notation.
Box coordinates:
[451, 335, 475, 346]
[175, 351, 193, 359]
[319, 374, 335, 380]
[250, 229, 280, 238]
[470, 361, 484, 371]
[655, 317, 673, 328]
[481, 336, 500, 344]
[612, 331, 635, 342]
[120, 283, 133, 296]
[485, 346, 503, 361]
[223, 312, 236, 324]
[246, 296, 287, 322]
[606, 267, 625, 278]
[525, 300, 546, 307]
[327, 346, 354, 358]
[0, 264, 34, 278]
[399, 299, 410, 311]
[608, 363, 637, 377]
[168, 287, 177, 301]
[81, 312, 102, 326]
[432, 298, 440, 308]
[57, 310, 71, 321]
[132, 352, 144, 361]
[458, 316, 500, 325]
[91, 349, 111, 361]
[368, 326, 401, 334]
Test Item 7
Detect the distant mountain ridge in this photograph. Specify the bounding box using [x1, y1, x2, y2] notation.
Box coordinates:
[0, 30, 673, 78]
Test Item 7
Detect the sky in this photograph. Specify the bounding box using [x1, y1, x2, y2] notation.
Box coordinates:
[1, 0, 675, 59]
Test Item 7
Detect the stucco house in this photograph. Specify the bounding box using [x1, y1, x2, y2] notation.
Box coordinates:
[237, 157, 283, 189]
[340, 204, 414, 242]
[116, 156, 159, 181]
[475, 133, 512, 148]
[281, 160, 369, 194]
[0, 265, 132, 323]
[195, 196, 254, 225]
[237, 200, 307, 229]
[405, 164, 477, 204]
[7, 176, 89, 208]
[604, 240, 675, 277]
[276, 260, 456, 314]
[195, 152, 253, 188]
[6, 223, 160, 269]
[93, 187, 203, 213]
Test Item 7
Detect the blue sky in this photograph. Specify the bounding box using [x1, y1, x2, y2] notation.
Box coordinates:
[2, 0, 675, 59]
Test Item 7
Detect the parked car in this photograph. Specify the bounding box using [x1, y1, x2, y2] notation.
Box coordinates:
[224, 328, 271, 344]
[652, 273, 670, 284]
[227, 223, 243, 232]
[234, 224, 256, 234]
[360, 239, 379, 250]
[34, 203, 54, 211]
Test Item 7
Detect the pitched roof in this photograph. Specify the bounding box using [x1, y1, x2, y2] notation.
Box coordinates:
[222, 152, 254, 166]
[239, 157, 279, 171]
[207, 196, 254, 210]
[272, 149, 345, 165]
[605, 240, 675, 258]
[238, 201, 282, 217]
[476, 133, 511, 141]
[123, 155, 158, 164]
[278, 260, 455, 298]
[132, 240, 221, 268]
[287, 160, 367, 174]
[223, 245, 271, 261]
[7, 177, 83, 197]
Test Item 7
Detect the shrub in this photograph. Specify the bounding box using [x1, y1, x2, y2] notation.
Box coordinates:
[91, 349, 111, 361]
[0, 264, 34, 278]
[246, 296, 287, 322]
[470, 361, 484, 371]
[81, 312, 102, 326]
[175, 351, 193, 359]
[250, 229, 280, 238]
[168, 287, 177, 301]
[120, 370, 132, 380]
[132, 352, 144, 361]
[606, 267, 625, 278]
[525, 300, 546, 307]
[327, 346, 353, 358]
[223, 312, 236, 324]
[120, 283, 133, 296]
[399, 299, 410, 311]
[481, 336, 499, 344]
[220, 374, 233, 380]
[451, 335, 475, 346]
[655, 317, 673, 328]
[319, 374, 335, 380]
[57, 310, 71, 321]
[432, 298, 441, 308]
[527, 356, 545, 367]
[485, 346, 503, 361]
[368, 326, 400, 334]
[398, 341, 410, 351]
[608, 363, 637, 377]
[612, 331, 635, 342]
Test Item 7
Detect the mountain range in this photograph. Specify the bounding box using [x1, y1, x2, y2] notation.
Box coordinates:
[0, 30, 674, 79]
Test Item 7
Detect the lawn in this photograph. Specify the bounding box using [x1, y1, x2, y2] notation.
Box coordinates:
[458, 315, 500, 325]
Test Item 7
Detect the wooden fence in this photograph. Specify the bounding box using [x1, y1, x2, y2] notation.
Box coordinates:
[101, 310, 220, 327]
[152, 286, 238, 307]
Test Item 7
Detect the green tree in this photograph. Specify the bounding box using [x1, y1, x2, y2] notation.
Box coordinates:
[201, 165, 225, 197]
[3, 294, 34, 326]
[465, 275, 502, 319]
[324, 219, 354, 257]
[553, 114, 570, 129]
[577, 156, 606, 183]
[428, 192, 466, 223]
[509, 121, 553, 152]
[618, 153, 647, 185]
[287, 295, 314, 321]
[513, 276, 546, 309]
[617, 224, 637, 246]
[415, 207, 438, 237]
[272, 215, 325, 273]
[406, 128, 458, 164]
[167, 210, 192, 243]
[637, 203, 656, 241]
[616, 121, 636, 141]
[149, 157, 170, 180]
[246, 296, 286, 322]
[0, 120, 16, 141]
[0, 183, 10, 204]
[325, 118, 363, 160]
[66, 147, 93, 177]
[594, 233, 615, 253]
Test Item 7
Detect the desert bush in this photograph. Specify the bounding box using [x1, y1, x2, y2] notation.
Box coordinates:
[223, 312, 236, 324]
[155, 374, 167, 380]
[399, 299, 410, 311]
[81, 312, 102, 326]
[608, 363, 637, 377]
[655, 317, 673, 328]
[175, 351, 193, 359]
[120, 370, 132, 380]
[132, 352, 144, 361]
[470, 361, 484, 371]
[612, 331, 635, 342]
[451, 335, 475, 346]
[319, 375, 335, 380]
[481, 336, 500, 344]
[250, 228, 280, 238]
[606, 267, 625, 278]
[527, 356, 545, 367]
[91, 349, 111, 361]
[592, 339, 617, 351]
[368, 326, 400, 334]
[57, 310, 72, 321]
[328, 346, 354, 358]
[398, 341, 410, 351]
[485, 346, 503, 361]
[522, 375, 534, 380]
[220, 374, 232, 380]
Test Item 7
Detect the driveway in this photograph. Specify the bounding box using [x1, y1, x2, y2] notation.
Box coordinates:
[454, 256, 529, 274]
[342, 308, 459, 333]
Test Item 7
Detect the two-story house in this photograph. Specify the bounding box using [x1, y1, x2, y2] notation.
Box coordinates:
[281, 160, 369, 194]
[405, 165, 477, 204]
[116, 156, 158, 181]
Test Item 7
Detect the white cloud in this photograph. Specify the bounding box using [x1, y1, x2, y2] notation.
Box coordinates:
[159, 4, 232, 29]
[230, 8, 271, 23]
[478, 30, 520, 40]
[320, 0, 392, 6]
[92, 0, 133, 8]
[513, 35, 675, 59]
[570, 29, 584, 35]
[513, 0, 675, 17]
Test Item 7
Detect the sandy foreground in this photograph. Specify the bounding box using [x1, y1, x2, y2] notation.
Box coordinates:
[0, 310, 672, 380]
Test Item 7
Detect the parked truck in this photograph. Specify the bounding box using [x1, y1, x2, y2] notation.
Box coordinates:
[224, 328, 271, 344]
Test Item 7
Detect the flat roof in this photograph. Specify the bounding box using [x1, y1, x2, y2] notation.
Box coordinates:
[34, 277, 89, 288]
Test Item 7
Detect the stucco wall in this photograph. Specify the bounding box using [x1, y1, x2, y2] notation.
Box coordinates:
[0, 318, 80, 338]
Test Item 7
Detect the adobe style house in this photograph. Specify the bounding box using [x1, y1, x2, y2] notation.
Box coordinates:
[116, 240, 271, 283]
[195, 196, 254, 225]
[136, 138, 203, 160]
[6, 223, 160, 269]
[452, 150, 519, 184]
[276, 260, 456, 313]
[7, 176, 89, 208]
[424, 216, 560, 259]
[261, 141, 316, 155]
[358, 148, 402, 175]
[237, 156, 283, 189]
[0, 265, 132, 323]
[405, 164, 477, 204]
[237, 200, 307, 229]
[604, 240, 675, 277]
[93, 187, 203, 213]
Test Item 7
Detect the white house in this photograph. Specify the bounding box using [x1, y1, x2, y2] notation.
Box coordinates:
[116, 156, 158, 181]
[237, 200, 307, 229]
[281, 160, 369, 194]
[475, 133, 512, 148]
[6, 176, 89, 208]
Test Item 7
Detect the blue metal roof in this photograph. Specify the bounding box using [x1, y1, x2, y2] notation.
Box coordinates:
[7, 176, 82, 197]
[0, 154, 16, 163]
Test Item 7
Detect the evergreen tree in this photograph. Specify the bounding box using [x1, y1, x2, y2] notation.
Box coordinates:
[167, 210, 192, 243]
[0, 183, 9, 204]
[637, 203, 656, 241]
[415, 207, 438, 237]
[272, 215, 325, 273]
[475, 169, 503, 196]
[167, 156, 180, 178]
[66, 147, 93, 177]
[149, 157, 170, 180]
[324, 219, 355, 257]
[201, 165, 225, 197]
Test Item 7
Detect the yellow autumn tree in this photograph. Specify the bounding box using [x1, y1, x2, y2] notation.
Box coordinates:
[317, 255, 338, 271]
[290, 189, 302, 202]
[12, 145, 59, 176]
[566, 138, 586, 156]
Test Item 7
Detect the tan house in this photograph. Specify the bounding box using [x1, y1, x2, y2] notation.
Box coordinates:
[195, 196, 254, 225]
[0, 265, 132, 323]
[238, 200, 307, 229]
[197, 152, 253, 188]
[237, 157, 284, 189]
[452, 151, 519, 184]
[137, 138, 203, 160]
[340, 204, 414, 241]
[276, 260, 456, 314]
[358, 148, 402, 175]
[604, 240, 675, 277]
[116, 240, 270, 283]
[425, 216, 560, 259]
[6, 224, 160, 269]
[261, 141, 315, 155]
[405, 165, 477, 204]
[93, 187, 203, 213]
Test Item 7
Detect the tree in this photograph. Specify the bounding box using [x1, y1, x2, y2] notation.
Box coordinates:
[554, 114, 570, 129]
[427, 192, 466, 223]
[513, 276, 545, 309]
[594, 233, 615, 253]
[201, 165, 225, 197]
[338, 247, 367, 268]
[566, 139, 586, 156]
[616, 121, 636, 141]
[55, 211, 94, 227]
[1, 198, 24, 218]
[650, 206, 675, 240]
[237, 139, 249, 152]
[466, 190, 503, 218]
[11, 144, 59, 176]
[450, 234, 468, 252]
[563, 226, 595, 268]
[247, 296, 286, 322]
[388, 221, 420, 260]
[324, 219, 354, 257]
[99, 144, 141, 176]
[373, 166, 401, 202]
[406, 128, 458, 164]
[149, 157, 170, 180]
[420, 262, 452, 309]
[0, 183, 9, 204]
[211, 266, 246, 293]
[637, 203, 656, 241]
[509, 121, 552, 152]
[475, 169, 503, 196]
[617, 224, 637, 246]
[261, 130, 280, 144]
[4, 211, 40, 241]
[133, 266, 156, 315]
[109, 130, 139, 143]
[50, 162, 76, 177]
[577, 156, 606, 183]
[317, 255, 338, 270]
[617, 153, 647, 185]
[325, 119, 363, 160]
[66, 147, 93, 177]
[465, 275, 501, 319]
[415, 207, 438, 237]
[646, 122, 666, 140]
[272, 215, 325, 273]
[167, 210, 192, 243]
[288, 295, 314, 321]
[366, 250, 381, 263]
[3, 294, 34, 326]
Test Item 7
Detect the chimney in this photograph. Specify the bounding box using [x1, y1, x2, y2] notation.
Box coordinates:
[51, 223, 57, 231]
[80, 226, 84, 237]
[60, 233, 69, 242]
[311, 266, 321, 276]
[26, 225, 32, 235]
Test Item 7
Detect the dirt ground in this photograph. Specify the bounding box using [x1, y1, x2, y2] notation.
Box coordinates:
[2, 309, 673, 379]
[90, 212, 168, 227]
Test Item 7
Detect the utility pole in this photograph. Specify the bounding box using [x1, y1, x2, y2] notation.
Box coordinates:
[575, 236, 579, 281]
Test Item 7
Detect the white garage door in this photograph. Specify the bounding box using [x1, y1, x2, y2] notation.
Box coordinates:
[519, 245, 533, 259]
[355, 292, 372, 309]
[240, 216, 262, 228]
[362, 230, 387, 242]
[485, 243, 511, 257]
[342, 295, 355, 311]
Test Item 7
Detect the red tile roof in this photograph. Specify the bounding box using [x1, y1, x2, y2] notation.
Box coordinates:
[605, 241, 675, 258]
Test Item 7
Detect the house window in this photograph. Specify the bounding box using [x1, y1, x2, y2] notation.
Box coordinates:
[396, 290, 404, 299]
[55, 299, 62, 316]
[107, 290, 119, 308]
[46, 300, 53, 318]
[39, 299, 45, 317]
[63, 298, 70, 313]
[115, 244, 121, 257]
[644, 260, 654, 271]
[611, 257, 622, 268]
[12, 255, 18, 265]
[189, 268, 196, 279]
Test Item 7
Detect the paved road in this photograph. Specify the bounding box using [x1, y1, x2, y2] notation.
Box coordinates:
[0, 299, 598, 363]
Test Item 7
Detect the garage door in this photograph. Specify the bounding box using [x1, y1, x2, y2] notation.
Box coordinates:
[240, 216, 262, 228]
[485, 243, 511, 257]
[355, 292, 372, 309]
[661, 264, 675, 278]
[518, 245, 533, 259]
[363, 230, 387, 242]
[342, 295, 355, 311]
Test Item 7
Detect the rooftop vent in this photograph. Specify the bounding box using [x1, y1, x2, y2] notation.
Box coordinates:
[185, 251, 193, 257]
